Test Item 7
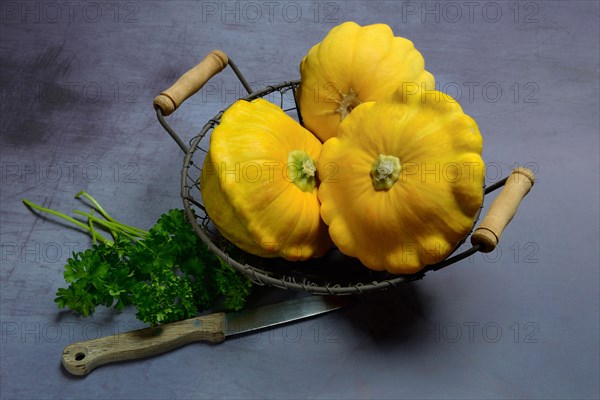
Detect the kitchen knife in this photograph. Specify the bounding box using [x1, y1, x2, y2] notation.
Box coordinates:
[62, 295, 350, 376]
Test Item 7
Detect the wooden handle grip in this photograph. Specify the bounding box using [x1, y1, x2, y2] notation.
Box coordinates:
[471, 167, 535, 253]
[153, 50, 228, 116]
[62, 313, 226, 376]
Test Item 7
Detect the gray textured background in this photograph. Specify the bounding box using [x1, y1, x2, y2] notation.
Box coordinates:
[1, 1, 599, 399]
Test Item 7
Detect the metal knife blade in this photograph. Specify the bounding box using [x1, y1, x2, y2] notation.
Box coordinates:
[62, 295, 351, 376]
[224, 295, 349, 337]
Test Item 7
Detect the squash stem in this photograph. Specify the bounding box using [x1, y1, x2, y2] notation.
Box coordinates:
[335, 88, 361, 120]
[288, 150, 318, 192]
[371, 154, 402, 191]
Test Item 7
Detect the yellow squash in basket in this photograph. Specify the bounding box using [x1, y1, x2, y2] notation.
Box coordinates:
[297, 21, 435, 142]
[317, 88, 485, 274]
[200, 98, 331, 261]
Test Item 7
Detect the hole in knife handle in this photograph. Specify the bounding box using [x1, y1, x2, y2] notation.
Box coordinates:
[74, 352, 86, 361]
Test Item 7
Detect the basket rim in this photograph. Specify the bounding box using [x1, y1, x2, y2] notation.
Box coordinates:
[174, 80, 488, 295]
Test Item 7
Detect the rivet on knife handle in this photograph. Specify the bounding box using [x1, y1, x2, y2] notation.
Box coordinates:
[471, 167, 535, 253]
[61, 313, 226, 376]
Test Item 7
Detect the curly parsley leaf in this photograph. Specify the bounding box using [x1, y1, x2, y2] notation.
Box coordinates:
[27, 194, 253, 326]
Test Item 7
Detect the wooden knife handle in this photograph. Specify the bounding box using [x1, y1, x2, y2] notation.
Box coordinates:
[62, 313, 226, 376]
[471, 167, 535, 253]
[153, 50, 229, 116]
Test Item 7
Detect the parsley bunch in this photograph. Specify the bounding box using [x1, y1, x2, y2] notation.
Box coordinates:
[23, 193, 252, 326]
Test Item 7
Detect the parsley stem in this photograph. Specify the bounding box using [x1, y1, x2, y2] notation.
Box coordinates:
[22, 198, 110, 244]
[75, 192, 148, 237]
[82, 209, 118, 238]
[118, 224, 148, 238]
[75, 191, 114, 221]
[73, 210, 145, 241]
[88, 214, 98, 245]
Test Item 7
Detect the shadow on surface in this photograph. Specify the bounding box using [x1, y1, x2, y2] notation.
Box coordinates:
[340, 283, 432, 346]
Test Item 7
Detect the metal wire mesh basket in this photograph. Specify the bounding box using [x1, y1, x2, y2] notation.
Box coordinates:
[153, 51, 535, 295]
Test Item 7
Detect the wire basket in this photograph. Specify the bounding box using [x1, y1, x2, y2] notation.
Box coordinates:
[153, 51, 535, 295]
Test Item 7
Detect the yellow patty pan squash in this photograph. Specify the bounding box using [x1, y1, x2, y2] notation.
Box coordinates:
[318, 89, 485, 274]
[298, 21, 435, 142]
[200, 98, 331, 261]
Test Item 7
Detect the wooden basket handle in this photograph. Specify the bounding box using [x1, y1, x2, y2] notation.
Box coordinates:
[471, 167, 535, 253]
[153, 50, 229, 116]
